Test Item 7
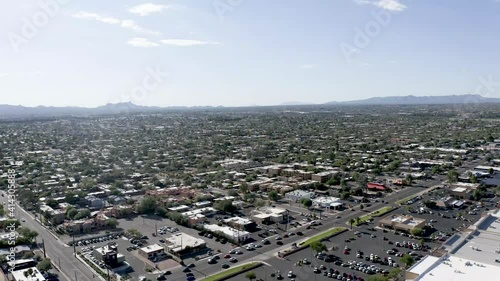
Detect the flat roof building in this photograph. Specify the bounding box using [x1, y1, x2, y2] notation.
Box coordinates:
[379, 214, 426, 232]
[138, 244, 165, 260]
[223, 217, 257, 232]
[285, 190, 315, 202]
[11, 267, 46, 281]
[406, 210, 500, 281]
[204, 224, 250, 243]
[164, 233, 206, 258]
[251, 207, 287, 224]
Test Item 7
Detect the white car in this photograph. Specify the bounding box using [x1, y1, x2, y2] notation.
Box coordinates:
[287, 271, 294, 278]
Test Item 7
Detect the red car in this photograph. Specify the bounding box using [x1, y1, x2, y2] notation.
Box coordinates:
[224, 254, 231, 259]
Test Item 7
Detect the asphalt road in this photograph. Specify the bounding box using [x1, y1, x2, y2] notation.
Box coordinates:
[1, 175, 448, 281]
[0, 194, 95, 281]
[165, 182, 445, 281]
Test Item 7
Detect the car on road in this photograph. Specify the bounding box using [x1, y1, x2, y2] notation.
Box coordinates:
[229, 257, 238, 263]
[221, 264, 230, 269]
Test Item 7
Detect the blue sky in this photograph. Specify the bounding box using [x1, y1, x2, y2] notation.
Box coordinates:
[0, 0, 500, 107]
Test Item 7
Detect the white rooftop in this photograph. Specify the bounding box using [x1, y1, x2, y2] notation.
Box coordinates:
[11, 267, 46, 281]
[412, 255, 500, 281]
[139, 244, 164, 253]
[165, 233, 205, 253]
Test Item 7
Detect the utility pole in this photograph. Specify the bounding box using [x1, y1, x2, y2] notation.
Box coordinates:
[73, 233, 76, 255]
[155, 223, 158, 236]
[42, 239, 46, 258]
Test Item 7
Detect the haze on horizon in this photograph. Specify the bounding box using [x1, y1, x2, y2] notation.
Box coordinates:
[0, 0, 500, 108]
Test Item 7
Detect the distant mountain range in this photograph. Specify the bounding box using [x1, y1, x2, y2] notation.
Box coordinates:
[326, 94, 500, 105]
[1, 94, 499, 119]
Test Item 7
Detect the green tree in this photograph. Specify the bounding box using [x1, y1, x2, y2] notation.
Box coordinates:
[405, 174, 414, 185]
[46, 199, 58, 209]
[105, 218, 119, 228]
[245, 272, 256, 281]
[155, 207, 168, 217]
[300, 198, 312, 208]
[213, 200, 236, 213]
[239, 183, 249, 194]
[66, 208, 78, 220]
[37, 258, 53, 272]
[126, 228, 142, 239]
[137, 196, 157, 214]
[349, 218, 355, 230]
[268, 191, 279, 201]
[342, 191, 350, 200]
[447, 169, 459, 183]
[473, 189, 484, 201]
[410, 227, 424, 237]
[401, 254, 415, 267]
[18, 227, 38, 242]
[310, 241, 327, 254]
[73, 209, 91, 220]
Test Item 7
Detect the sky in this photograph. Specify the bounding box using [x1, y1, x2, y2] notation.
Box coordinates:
[0, 0, 500, 107]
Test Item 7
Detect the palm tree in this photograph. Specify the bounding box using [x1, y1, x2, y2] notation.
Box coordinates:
[355, 217, 361, 226]
[349, 218, 355, 230]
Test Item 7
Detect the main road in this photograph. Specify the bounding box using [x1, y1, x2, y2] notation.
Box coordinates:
[0, 193, 96, 281]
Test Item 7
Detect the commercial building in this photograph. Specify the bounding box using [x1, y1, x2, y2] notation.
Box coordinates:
[285, 190, 315, 202]
[11, 267, 46, 281]
[311, 171, 339, 183]
[94, 244, 125, 266]
[251, 207, 287, 224]
[378, 214, 426, 232]
[223, 217, 257, 232]
[203, 224, 250, 243]
[312, 196, 343, 210]
[367, 182, 387, 191]
[405, 210, 500, 281]
[164, 233, 207, 258]
[449, 182, 480, 199]
[138, 244, 165, 260]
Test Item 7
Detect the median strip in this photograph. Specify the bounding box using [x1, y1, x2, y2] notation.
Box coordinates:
[396, 194, 419, 206]
[299, 227, 347, 246]
[348, 206, 395, 226]
[200, 262, 263, 281]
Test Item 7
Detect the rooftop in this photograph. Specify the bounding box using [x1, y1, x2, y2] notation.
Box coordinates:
[11, 267, 46, 281]
[139, 244, 164, 253]
[165, 233, 206, 253]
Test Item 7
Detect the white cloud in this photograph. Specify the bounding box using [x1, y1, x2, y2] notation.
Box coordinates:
[353, 0, 407, 12]
[0, 73, 8, 77]
[72, 11, 160, 35]
[127, 38, 160, 48]
[160, 39, 220, 46]
[129, 3, 169, 16]
[375, 0, 407, 12]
